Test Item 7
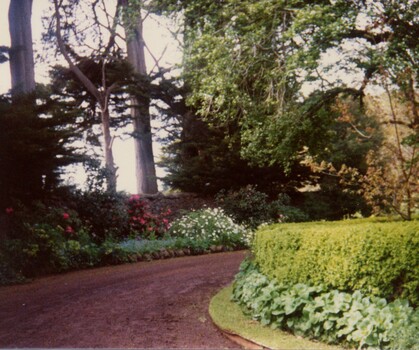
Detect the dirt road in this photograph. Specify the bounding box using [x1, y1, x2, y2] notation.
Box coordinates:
[0, 251, 247, 348]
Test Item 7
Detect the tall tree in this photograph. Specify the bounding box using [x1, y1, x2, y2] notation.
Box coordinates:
[3, 1, 83, 204]
[48, 0, 161, 193]
[52, 0, 120, 192]
[156, 0, 418, 218]
[8, 0, 36, 97]
[120, 0, 158, 194]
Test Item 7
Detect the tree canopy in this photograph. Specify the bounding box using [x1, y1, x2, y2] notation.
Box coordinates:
[154, 0, 417, 218]
[160, 0, 417, 165]
[1, 0, 417, 218]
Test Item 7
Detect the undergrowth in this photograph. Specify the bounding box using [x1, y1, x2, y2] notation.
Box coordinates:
[232, 260, 418, 350]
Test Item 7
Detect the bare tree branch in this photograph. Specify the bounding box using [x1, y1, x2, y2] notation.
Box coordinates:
[53, 0, 102, 104]
[146, 42, 168, 74]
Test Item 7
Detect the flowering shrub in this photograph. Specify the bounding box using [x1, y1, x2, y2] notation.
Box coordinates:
[0, 201, 100, 278]
[127, 195, 171, 239]
[168, 207, 250, 248]
[0, 197, 252, 285]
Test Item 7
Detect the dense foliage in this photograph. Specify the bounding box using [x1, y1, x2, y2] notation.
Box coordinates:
[232, 260, 418, 349]
[252, 219, 419, 305]
[68, 190, 131, 241]
[0, 192, 247, 284]
[153, 0, 418, 220]
[159, 105, 315, 196]
[216, 185, 308, 229]
[1, 200, 100, 279]
[0, 92, 83, 206]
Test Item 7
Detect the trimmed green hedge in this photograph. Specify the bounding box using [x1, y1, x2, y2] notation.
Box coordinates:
[252, 218, 419, 305]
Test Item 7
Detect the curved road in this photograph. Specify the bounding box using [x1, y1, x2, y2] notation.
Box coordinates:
[0, 251, 247, 348]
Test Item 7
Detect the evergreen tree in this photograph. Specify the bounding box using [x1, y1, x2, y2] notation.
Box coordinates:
[0, 90, 83, 206]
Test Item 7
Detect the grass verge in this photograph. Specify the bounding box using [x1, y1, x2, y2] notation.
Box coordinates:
[209, 285, 345, 350]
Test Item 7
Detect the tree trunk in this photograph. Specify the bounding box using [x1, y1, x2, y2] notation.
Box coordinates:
[101, 107, 118, 193]
[121, 0, 158, 194]
[8, 0, 36, 97]
[132, 104, 158, 194]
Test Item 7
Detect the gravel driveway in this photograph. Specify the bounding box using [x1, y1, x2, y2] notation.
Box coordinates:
[0, 251, 247, 348]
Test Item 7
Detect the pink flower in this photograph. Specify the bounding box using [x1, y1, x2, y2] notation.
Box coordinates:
[139, 218, 146, 225]
[5, 207, 13, 215]
[129, 194, 140, 202]
[65, 226, 74, 234]
[63, 213, 70, 220]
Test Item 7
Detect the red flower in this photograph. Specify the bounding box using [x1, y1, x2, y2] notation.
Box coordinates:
[63, 213, 70, 220]
[5, 207, 13, 215]
[65, 226, 74, 234]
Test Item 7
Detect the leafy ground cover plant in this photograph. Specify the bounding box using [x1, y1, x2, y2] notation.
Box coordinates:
[232, 260, 418, 349]
[210, 285, 344, 350]
[168, 207, 251, 248]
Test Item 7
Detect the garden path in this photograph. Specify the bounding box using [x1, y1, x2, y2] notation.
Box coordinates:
[0, 251, 247, 348]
